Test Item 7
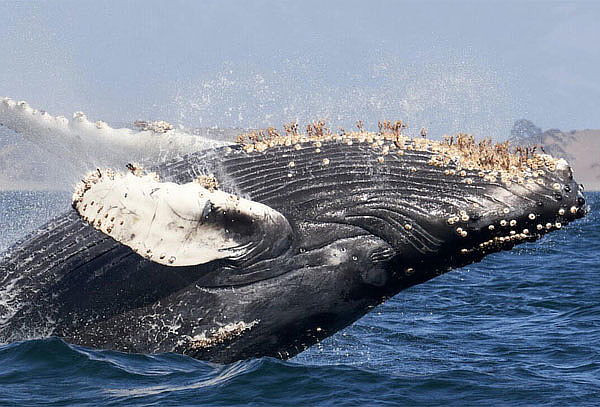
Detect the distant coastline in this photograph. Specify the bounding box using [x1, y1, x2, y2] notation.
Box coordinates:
[510, 120, 600, 191]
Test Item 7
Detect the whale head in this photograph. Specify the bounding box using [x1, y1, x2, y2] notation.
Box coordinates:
[376, 154, 588, 296]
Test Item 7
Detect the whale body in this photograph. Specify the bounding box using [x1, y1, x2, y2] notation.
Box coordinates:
[0, 130, 587, 363]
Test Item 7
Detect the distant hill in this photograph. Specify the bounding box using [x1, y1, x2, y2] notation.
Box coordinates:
[510, 119, 600, 191]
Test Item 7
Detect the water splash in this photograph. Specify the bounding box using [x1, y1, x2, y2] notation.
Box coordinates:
[0, 97, 228, 190]
[169, 55, 515, 139]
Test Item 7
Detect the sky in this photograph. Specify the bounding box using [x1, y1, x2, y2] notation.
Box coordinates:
[1, 0, 599, 139]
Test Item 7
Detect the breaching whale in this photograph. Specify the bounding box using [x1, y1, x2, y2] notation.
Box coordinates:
[0, 119, 587, 363]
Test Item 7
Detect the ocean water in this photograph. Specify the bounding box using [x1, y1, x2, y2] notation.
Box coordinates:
[0, 191, 598, 406]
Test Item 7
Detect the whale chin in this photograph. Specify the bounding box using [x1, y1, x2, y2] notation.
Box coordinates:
[384, 181, 587, 296]
[0, 124, 588, 363]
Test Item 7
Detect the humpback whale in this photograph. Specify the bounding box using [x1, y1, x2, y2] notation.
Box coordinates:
[0, 113, 588, 363]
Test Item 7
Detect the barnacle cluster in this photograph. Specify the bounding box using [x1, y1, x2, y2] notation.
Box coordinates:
[235, 120, 566, 186]
[188, 320, 259, 349]
[133, 120, 174, 133]
[72, 163, 154, 206]
[195, 174, 220, 192]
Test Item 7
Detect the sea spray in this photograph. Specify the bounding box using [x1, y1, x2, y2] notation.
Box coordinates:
[0, 97, 229, 190]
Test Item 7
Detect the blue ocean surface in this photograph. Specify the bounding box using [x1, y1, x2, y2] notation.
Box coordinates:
[0, 191, 598, 406]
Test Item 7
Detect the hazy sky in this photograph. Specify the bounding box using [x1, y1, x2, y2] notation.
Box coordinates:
[1, 0, 599, 139]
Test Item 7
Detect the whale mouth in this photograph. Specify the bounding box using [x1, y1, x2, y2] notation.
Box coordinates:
[435, 164, 588, 267]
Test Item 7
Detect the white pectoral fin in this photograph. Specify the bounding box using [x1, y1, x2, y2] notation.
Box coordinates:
[72, 169, 292, 267]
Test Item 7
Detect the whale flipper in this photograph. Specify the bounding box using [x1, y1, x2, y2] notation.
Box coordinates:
[0, 97, 226, 189]
[72, 169, 293, 267]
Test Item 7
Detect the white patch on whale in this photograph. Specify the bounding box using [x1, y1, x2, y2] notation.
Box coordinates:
[72, 169, 291, 267]
[187, 320, 259, 349]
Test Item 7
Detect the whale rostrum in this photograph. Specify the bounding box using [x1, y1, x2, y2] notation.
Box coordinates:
[0, 124, 588, 363]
